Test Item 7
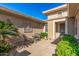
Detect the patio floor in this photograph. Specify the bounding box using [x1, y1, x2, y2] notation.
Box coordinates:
[9, 39, 56, 56]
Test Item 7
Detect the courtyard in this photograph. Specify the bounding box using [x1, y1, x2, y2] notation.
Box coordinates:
[9, 40, 56, 56]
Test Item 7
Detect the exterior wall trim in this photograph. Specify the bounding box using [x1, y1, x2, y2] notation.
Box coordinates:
[48, 16, 67, 21]
[43, 4, 67, 15]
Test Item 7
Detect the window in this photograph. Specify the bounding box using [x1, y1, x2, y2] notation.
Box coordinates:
[58, 11, 63, 15]
[57, 10, 66, 16]
[24, 25, 33, 33]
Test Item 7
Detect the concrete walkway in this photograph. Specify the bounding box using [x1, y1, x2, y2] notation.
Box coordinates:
[26, 40, 56, 56]
[9, 40, 56, 56]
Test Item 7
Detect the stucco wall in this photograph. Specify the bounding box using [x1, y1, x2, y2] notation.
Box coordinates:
[48, 20, 53, 40]
[48, 10, 67, 20]
[75, 8, 79, 38]
[48, 17, 67, 39]
[0, 14, 44, 38]
[67, 18, 75, 35]
[47, 9, 67, 40]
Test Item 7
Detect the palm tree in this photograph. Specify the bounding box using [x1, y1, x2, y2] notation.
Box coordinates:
[0, 21, 18, 43]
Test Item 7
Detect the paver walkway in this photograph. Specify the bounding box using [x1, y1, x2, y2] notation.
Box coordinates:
[9, 40, 56, 56]
[26, 40, 56, 56]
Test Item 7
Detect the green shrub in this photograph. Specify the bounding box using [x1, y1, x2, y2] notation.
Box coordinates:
[62, 34, 75, 43]
[40, 32, 48, 39]
[0, 43, 12, 53]
[56, 34, 79, 56]
[72, 44, 79, 55]
[56, 40, 77, 56]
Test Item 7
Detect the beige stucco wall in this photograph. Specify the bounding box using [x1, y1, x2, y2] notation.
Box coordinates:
[48, 18, 66, 40]
[67, 18, 75, 35]
[47, 4, 79, 40]
[48, 10, 67, 20]
[68, 3, 79, 17]
[48, 20, 53, 40]
[48, 17, 75, 40]
[67, 4, 79, 39]
[75, 7, 79, 38]
[0, 14, 44, 38]
[47, 8, 67, 40]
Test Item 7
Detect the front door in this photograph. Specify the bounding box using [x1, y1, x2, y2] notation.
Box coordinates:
[60, 23, 65, 34]
[55, 22, 65, 39]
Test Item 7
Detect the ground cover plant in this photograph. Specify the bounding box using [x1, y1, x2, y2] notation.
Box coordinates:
[56, 34, 79, 56]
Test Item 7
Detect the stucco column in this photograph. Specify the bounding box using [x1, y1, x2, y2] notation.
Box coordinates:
[43, 25, 45, 32]
[52, 21, 55, 40]
[58, 23, 60, 33]
[65, 20, 68, 34]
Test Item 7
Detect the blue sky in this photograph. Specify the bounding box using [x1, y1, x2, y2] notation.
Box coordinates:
[0, 3, 64, 20]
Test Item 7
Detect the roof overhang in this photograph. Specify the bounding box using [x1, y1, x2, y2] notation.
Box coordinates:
[0, 6, 46, 24]
[48, 16, 67, 21]
[68, 3, 79, 18]
[43, 4, 67, 15]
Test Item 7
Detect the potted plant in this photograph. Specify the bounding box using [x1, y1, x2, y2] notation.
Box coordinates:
[40, 32, 48, 40]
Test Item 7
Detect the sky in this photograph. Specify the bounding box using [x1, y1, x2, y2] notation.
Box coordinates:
[0, 3, 64, 20]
